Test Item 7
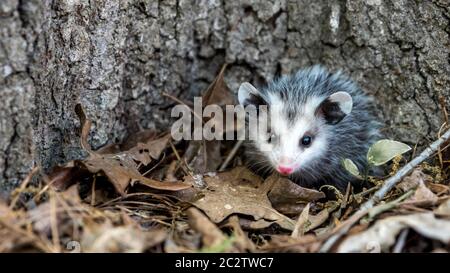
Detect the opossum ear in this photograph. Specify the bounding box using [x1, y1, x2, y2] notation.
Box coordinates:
[238, 82, 267, 107]
[317, 91, 353, 125]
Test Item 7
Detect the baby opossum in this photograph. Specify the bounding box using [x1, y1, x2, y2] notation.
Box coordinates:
[238, 65, 381, 190]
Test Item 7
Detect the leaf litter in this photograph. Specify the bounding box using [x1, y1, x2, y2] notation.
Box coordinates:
[1, 67, 450, 253]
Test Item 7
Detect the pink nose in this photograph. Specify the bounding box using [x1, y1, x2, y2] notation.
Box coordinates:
[277, 165, 294, 175]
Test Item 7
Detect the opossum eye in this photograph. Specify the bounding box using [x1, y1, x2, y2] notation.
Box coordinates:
[300, 135, 312, 146]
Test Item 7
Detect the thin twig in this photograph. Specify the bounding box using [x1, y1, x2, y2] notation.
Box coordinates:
[169, 140, 193, 176]
[142, 152, 166, 177]
[219, 140, 244, 171]
[341, 183, 352, 209]
[291, 203, 310, 238]
[90, 176, 96, 206]
[49, 190, 61, 252]
[354, 186, 379, 199]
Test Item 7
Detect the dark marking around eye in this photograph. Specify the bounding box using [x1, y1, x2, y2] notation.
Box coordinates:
[300, 135, 313, 147]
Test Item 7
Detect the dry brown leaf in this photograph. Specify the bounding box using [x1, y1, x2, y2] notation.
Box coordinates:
[184, 65, 240, 174]
[427, 183, 449, 195]
[186, 140, 222, 173]
[192, 167, 295, 230]
[305, 208, 330, 233]
[338, 213, 450, 252]
[407, 183, 439, 206]
[267, 174, 325, 215]
[434, 198, 450, 217]
[202, 64, 236, 107]
[292, 205, 331, 237]
[238, 218, 276, 230]
[119, 129, 158, 151]
[81, 221, 167, 253]
[70, 105, 192, 195]
[186, 207, 226, 248]
[397, 169, 431, 191]
[398, 169, 438, 206]
[47, 164, 83, 191]
[127, 133, 171, 165]
[270, 203, 307, 216]
[76, 154, 191, 195]
[292, 203, 310, 237]
[227, 216, 256, 252]
[260, 234, 320, 253]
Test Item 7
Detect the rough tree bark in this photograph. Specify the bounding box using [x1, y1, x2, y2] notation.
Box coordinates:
[1, 0, 449, 195]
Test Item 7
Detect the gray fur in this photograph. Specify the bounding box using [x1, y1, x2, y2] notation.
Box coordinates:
[242, 65, 382, 190]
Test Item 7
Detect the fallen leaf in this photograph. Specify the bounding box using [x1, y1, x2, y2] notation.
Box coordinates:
[186, 207, 226, 248]
[398, 169, 438, 206]
[434, 199, 450, 217]
[236, 218, 275, 230]
[127, 133, 171, 165]
[186, 140, 222, 173]
[292, 205, 331, 237]
[119, 129, 158, 151]
[47, 165, 84, 191]
[267, 174, 325, 215]
[427, 182, 449, 195]
[406, 183, 439, 206]
[292, 203, 310, 237]
[305, 208, 330, 233]
[202, 64, 236, 107]
[76, 154, 192, 195]
[260, 234, 320, 253]
[227, 216, 256, 252]
[68, 105, 192, 195]
[270, 203, 307, 216]
[397, 169, 430, 192]
[338, 213, 450, 252]
[192, 167, 296, 230]
[81, 222, 167, 253]
[184, 65, 240, 174]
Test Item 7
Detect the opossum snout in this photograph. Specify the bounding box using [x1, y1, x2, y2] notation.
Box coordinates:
[277, 165, 294, 175]
[276, 156, 296, 175]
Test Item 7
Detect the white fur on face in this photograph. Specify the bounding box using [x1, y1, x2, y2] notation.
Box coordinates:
[250, 93, 329, 173]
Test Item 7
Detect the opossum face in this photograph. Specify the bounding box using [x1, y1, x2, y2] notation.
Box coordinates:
[238, 82, 352, 176]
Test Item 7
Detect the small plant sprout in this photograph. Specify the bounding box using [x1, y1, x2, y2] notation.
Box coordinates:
[343, 139, 412, 178]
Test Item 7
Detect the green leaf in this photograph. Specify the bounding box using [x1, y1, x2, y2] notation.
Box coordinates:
[342, 158, 362, 179]
[367, 139, 411, 166]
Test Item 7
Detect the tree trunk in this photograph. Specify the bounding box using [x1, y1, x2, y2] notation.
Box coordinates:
[1, 0, 449, 194]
